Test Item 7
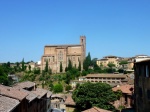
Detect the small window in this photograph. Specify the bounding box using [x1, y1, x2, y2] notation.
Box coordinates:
[146, 65, 149, 77]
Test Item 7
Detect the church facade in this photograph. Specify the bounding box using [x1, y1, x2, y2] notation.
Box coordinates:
[41, 36, 86, 73]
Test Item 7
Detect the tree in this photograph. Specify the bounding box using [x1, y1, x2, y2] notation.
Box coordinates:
[68, 59, 72, 71]
[21, 58, 25, 71]
[53, 83, 63, 93]
[0, 66, 8, 85]
[65, 71, 71, 84]
[45, 60, 48, 72]
[107, 63, 115, 68]
[83, 52, 92, 71]
[78, 60, 81, 71]
[119, 60, 128, 69]
[72, 82, 118, 111]
[60, 62, 63, 72]
[65, 85, 72, 92]
[119, 60, 128, 65]
[28, 65, 31, 71]
[48, 67, 52, 75]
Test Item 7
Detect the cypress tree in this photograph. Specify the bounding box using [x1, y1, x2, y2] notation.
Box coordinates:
[45, 60, 48, 72]
[60, 62, 63, 72]
[78, 60, 81, 71]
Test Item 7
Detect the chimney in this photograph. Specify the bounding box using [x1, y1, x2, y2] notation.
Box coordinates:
[34, 83, 36, 91]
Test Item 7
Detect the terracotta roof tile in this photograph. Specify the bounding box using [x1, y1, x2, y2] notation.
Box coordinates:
[14, 81, 35, 89]
[47, 91, 52, 98]
[112, 85, 134, 94]
[0, 95, 20, 112]
[0, 85, 28, 101]
[19, 89, 38, 102]
[82, 107, 112, 112]
[31, 88, 47, 99]
[64, 95, 76, 106]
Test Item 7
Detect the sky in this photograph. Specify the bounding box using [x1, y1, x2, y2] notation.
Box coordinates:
[0, 0, 150, 63]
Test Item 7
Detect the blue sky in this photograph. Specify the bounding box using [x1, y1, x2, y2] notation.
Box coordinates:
[0, 0, 150, 63]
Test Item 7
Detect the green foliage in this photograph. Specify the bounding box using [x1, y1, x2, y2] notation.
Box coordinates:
[48, 67, 52, 75]
[65, 85, 72, 92]
[53, 83, 63, 93]
[107, 63, 115, 68]
[68, 59, 72, 71]
[81, 70, 88, 76]
[45, 61, 48, 72]
[65, 67, 68, 72]
[65, 71, 71, 84]
[72, 82, 117, 111]
[119, 60, 128, 65]
[83, 52, 91, 71]
[49, 81, 54, 91]
[20, 72, 36, 82]
[34, 68, 40, 74]
[78, 60, 81, 71]
[28, 65, 31, 71]
[21, 58, 25, 71]
[0, 66, 9, 85]
[60, 62, 63, 72]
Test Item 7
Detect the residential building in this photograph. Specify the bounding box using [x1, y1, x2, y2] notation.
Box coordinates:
[47, 91, 53, 112]
[0, 95, 20, 112]
[31, 88, 48, 112]
[71, 74, 128, 88]
[97, 55, 119, 68]
[112, 85, 134, 109]
[64, 95, 76, 112]
[0, 81, 52, 112]
[41, 36, 86, 73]
[85, 74, 127, 85]
[20, 89, 38, 112]
[16, 81, 52, 112]
[0, 85, 28, 112]
[134, 59, 150, 112]
[82, 107, 112, 112]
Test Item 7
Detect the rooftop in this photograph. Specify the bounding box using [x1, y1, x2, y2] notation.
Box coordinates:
[47, 91, 52, 98]
[14, 81, 35, 89]
[112, 85, 134, 94]
[31, 88, 48, 99]
[0, 95, 20, 112]
[85, 74, 127, 78]
[64, 95, 76, 106]
[82, 107, 112, 112]
[19, 89, 38, 102]
[45, 44, 81, 47]
[0, 85, 28, 101]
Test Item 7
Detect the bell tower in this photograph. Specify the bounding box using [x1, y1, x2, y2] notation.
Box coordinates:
[80, 35, 86, 63]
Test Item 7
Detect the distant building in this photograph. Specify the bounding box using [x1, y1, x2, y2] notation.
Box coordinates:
[134, 59, 150, 112]
[41, 36, 86, 73]
[97, 55, 119, 68]
[71, 74, 128, 88]
[112, 85, 134, 109]
[85, 74, 127, 85]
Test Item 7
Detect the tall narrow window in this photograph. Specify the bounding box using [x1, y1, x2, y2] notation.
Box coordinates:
[146, 65, 149, 77]
[58, 51, 63, 61]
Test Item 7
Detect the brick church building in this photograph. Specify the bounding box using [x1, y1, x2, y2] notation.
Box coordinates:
[41, 36, 86, 73]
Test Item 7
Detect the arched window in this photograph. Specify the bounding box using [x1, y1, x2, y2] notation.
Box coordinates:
[58, 51, 63, 61]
